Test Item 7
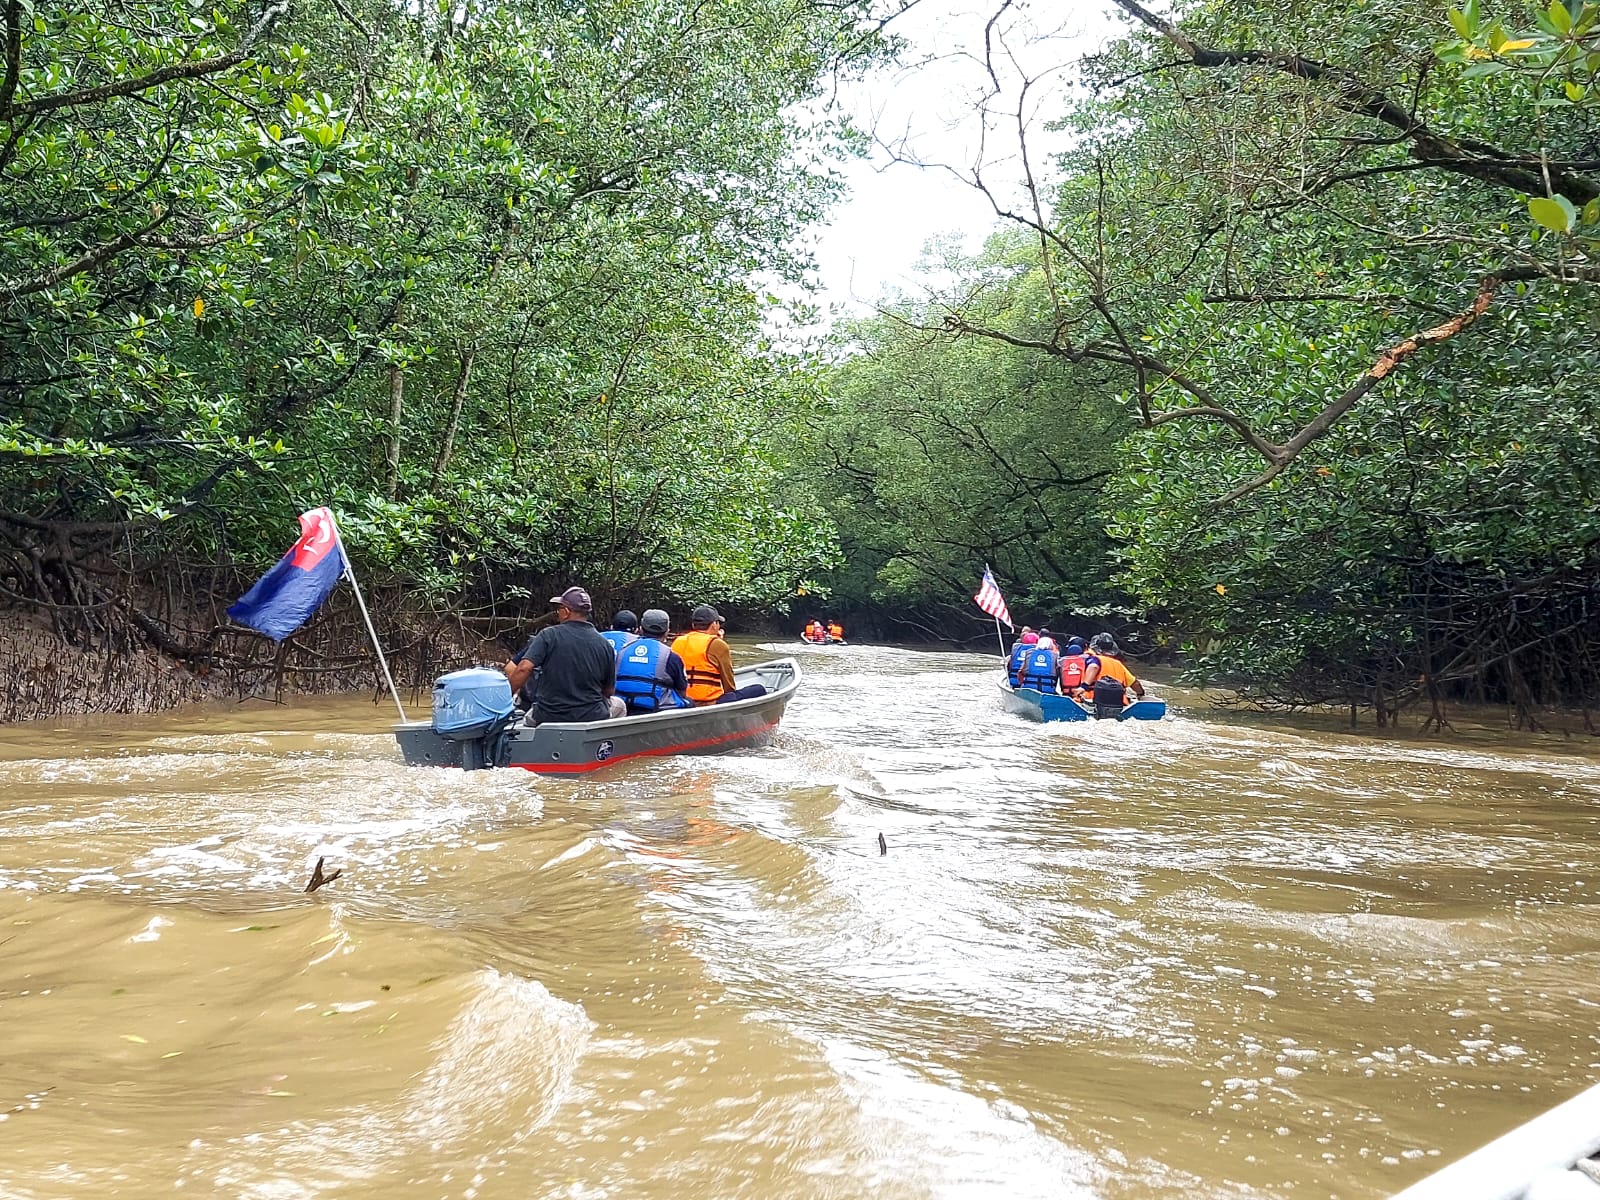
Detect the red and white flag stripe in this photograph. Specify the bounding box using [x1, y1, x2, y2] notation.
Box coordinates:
[974, 566, 1013, 629]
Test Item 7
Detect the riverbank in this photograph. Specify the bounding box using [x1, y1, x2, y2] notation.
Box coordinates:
[0, 595, 502, 724]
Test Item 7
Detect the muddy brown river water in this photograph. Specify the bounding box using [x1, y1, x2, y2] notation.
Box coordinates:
[3, 642, 1600, 1199]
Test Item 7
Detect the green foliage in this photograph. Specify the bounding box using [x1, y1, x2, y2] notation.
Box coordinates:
[820, 0, 1600, 710]
[1072, 0, 1600, 711]
[0, 0, 880, 640]
[796, 232, 1135, 633]
[1441, 0, 1600, 248]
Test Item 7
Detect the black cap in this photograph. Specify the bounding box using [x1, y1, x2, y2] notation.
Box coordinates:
[550, 586, 593, 613]
[612, 609, 639, 631]
[690, 604, 722, 628]
[640, 608, 670, 635]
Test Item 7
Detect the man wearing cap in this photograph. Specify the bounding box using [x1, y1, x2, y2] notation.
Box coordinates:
[670, 605, 767, 704]
[504, 586, 624, 723]
[602, 610, 640, 655]
[1080, 633, 1145, 715]
[614, 609, 690, 713]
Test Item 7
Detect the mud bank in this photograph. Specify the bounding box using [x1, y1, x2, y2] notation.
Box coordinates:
[0, 596, 509, 724]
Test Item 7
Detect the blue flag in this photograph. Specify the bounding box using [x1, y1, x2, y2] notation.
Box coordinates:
[227, 507, 346, 641]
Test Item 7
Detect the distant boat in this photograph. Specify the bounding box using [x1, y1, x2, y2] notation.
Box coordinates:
[799, 636, 847, 646]
[396, 658, 801, 774]
[997, 678, 1166, 722]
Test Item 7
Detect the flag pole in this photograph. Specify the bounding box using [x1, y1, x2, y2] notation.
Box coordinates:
[328, 515, 407, 722]
[985, 563, 1009, 659]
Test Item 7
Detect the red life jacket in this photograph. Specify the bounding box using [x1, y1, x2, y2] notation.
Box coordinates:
[1060, 653, 1088, 690]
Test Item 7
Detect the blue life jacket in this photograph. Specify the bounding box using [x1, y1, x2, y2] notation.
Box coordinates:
[1019, 646, 1061, 694]
[1007, 642, 1032, 685]
[614, 638, 688, 711]
[601, 630, 636, 655]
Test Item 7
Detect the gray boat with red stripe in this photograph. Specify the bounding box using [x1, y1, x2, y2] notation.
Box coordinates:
[394, 657, 800, 774]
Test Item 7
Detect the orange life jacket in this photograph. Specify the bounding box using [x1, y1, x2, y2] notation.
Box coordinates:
[1090, 654, 1138, 698]
[827, 623, 843, 639]
[672, 630, 724, 703]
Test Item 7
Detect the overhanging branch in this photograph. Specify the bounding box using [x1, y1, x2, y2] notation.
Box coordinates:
[1106, 0, 1600, 204]
[1, 1, 288, 121]
[1202, 273, 1504, 504]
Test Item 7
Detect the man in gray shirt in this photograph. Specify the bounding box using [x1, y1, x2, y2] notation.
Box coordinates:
[505, 586, 623, 723]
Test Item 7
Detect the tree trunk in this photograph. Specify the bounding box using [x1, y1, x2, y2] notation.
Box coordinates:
[433, 347, 475, 481]
[384, 363, 404, 499]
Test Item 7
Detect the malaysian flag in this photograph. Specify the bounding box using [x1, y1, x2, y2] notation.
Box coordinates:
[227, 507, 347, 641]
[973, 566, 1013, 629]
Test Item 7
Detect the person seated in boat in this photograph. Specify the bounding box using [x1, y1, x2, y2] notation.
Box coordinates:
[1015, 637, 1063, 694]
[1006, 628, 1038, 686]
[504, 586, 625, 723]
[1059, 637, 1091, 698]
[826, 620, 845, 642]
[672, 604, 767, 704]
[1080, 633, 1145, 715]
[803, 619, 827, 643]
[602, 610, 640, 655]
[614, 609, 690, 714]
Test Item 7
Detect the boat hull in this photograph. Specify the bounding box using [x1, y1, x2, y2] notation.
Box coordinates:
[997, 678, 1166, 722]
[396, 658, 800, 774]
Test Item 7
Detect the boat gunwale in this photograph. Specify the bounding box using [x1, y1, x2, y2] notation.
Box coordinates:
[996, 676, 1166, 722]
[396, 659, 796, 780]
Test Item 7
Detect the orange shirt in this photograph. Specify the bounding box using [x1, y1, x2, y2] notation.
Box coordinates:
[1089, 655, 1139, 692]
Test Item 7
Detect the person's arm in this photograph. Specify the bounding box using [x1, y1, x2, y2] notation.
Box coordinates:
[666, 651, 689, 693]
[1130, 672, 1145, 698]
[504, 633, 543, 692]
[1082, 656, 1101, 686]
[505, 658, 533, 693]
[709, 638, 737, 689]
[603, 648, 617, 698]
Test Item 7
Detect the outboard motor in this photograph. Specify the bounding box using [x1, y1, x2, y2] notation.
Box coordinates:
[432, 667, 517, 770]
[1090, 678, 1126, 720]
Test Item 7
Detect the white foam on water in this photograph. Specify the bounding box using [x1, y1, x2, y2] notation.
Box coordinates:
[813, 1034, 1159, 1199]
[188, 969, 593, 1198]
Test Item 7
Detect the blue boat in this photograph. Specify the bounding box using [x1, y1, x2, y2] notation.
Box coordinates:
[996, 678, 1167, 722]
